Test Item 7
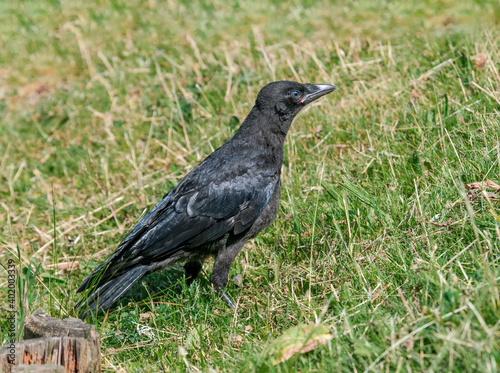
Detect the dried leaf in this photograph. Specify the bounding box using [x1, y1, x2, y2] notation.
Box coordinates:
[263, 323, 333, 365]
[410, 88, 425, 101]
[139, 311, 154, 323]
[466, 180, 500, 190]
[311, 125, 323, 133]
[231, 273, 243, 287]
[470, 53, 488, 69]
[234, 335, 244, 345]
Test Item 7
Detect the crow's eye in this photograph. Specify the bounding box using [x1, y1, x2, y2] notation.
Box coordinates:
[290, 90, 301, 99]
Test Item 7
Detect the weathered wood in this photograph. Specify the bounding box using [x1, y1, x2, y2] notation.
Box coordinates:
[24, 309, 95, 340]
[0, 309, 100, 373]
[12, 364, 65, 373]
[1, 336, 100, 373]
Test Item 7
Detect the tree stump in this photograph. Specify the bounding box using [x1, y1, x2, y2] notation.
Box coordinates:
[12, 364, 65, 373]
[0, 309, 100, 373]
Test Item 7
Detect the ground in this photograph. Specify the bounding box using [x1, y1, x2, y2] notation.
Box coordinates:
[0, 0, 499, 371]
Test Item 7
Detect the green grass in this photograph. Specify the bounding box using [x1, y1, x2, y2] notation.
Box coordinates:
[1, 0, 499, 371]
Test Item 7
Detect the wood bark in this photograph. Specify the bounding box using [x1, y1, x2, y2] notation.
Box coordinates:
[0, 309, 100, 373]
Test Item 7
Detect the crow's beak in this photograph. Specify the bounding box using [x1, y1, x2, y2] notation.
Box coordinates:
[302, 84, 337, 104]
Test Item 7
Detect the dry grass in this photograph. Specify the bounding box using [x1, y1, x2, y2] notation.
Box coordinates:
[1, 0, 499, 371]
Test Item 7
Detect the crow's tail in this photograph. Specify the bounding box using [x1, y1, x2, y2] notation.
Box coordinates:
[75, 265, 148, 319]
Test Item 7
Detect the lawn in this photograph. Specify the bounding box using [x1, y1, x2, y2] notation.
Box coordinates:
[1, 0, 499, 371]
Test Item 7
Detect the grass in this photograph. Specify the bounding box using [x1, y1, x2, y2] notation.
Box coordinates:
[1, 0, 499, 371]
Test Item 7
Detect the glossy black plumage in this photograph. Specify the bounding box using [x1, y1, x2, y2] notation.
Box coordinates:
[75, 81, 336, 318]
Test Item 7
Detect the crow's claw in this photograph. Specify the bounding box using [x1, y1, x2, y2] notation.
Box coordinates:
[218, 290, 236, 309]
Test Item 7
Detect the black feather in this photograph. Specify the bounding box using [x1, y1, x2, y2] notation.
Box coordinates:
[76, 265, 148, 319]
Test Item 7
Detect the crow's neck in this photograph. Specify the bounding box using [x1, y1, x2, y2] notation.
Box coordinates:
[233, 106, 292, 153]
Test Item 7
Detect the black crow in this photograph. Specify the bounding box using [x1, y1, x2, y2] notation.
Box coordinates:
[76, 80, 336, 318]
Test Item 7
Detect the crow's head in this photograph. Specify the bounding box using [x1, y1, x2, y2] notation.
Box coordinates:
[255, 80, 337, 125]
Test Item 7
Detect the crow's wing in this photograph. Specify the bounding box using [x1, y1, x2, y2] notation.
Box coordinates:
[78, 166, 279, 292]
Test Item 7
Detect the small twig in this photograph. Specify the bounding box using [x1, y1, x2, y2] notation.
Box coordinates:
[470, 81, 500, 105]
[411, 58, 457, 85]
[441, 240, 477, 270]
[398, 287, 416, 322]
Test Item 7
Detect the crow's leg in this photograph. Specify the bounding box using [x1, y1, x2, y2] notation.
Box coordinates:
[184, 260, 203, 287]
[210, 241, 245, 309]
